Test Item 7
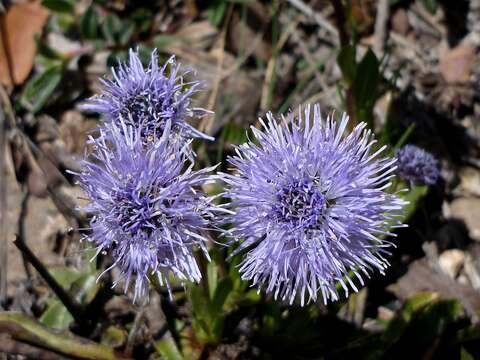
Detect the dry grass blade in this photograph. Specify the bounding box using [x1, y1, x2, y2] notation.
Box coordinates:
[0, 106, 6, 308]
[287, 0, 339, 43]
[374, 0, 389, 55]
[199, 4, 234, 135]
[0, 312, 131, 359]
[0, 335, 71, 359]
[260, 19, 298, 111]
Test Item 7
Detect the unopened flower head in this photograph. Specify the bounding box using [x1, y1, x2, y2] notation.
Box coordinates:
[395, 144, 440, 185]
[223, 105, 406, 305]
[76, 121, 219, 301]
[83, 49, 212, 144]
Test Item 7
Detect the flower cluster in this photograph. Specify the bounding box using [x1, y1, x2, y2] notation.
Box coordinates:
[79, 48, 407, 305]
[395, 144, 440, 185]
[83, 49, 212, 144]
[222, 105, 407, 305]
[78, 49, 219, 300]
[77, 122, 220, 300]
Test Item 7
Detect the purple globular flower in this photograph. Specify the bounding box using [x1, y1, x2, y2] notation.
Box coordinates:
[83, 48, 212, 144]
[395, 144, 440, 185]
[222, 105, 407, 305]
[76, 120, 220, 301]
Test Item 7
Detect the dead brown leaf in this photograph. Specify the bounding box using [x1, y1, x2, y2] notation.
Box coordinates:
[439, 43, 477, 84]
[388, 258, 480, 322]
[0, 1, 49, 86]
[391, 8, 410, 36]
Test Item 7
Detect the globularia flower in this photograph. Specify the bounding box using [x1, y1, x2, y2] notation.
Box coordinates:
[223, 105, 406, 305]
[395, 144, 440, 185]
[76, 121, 219, 301]
[83, 48, 212, 143]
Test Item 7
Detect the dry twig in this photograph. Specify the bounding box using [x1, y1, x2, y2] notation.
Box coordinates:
[0, 106, 6, 308]
[125, 307, 145, 356]
[287, 0, 339, 43]
[13, 238, 86, 328]
[329, 0, 358, 127]
[260, 19, 299, 111]
[0, 335, 71, 360]
[199, 5, 234, 135]
[374, 0, 390, 56]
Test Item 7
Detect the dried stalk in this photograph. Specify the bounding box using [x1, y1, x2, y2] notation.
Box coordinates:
[330, 0, 357, 127]
[0, 312, 130, 360]
[13, 239, 86, 327]
[0, 106, 6, 308]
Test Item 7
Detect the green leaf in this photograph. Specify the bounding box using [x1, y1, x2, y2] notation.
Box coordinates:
[455, 325, 480, 344]
[80, 6, 99, 40]
[188, 277, 231, 345]
[356, 48, 380, 95]
[354, 48, 380, 117]
[393, 123, 416, 150]
[100, 14, 134, 46]
[400, 185, 429, 222]
[102, 14, 122, 44]
[421, 0, 437, 14]
[21, 64, 63, 113]
[188, 285, 212, 343]
[56, 12, 76, 33]
[261, 303, 282, 336]
[40, 269, 99, 331]
[106, 50, 128, 68]
[337, 44, 357, 86]
[48, 267, 83, 289]
[42, 0, 75, 13]
[382, 296, 462, 354]
[382, 292, 438, 346]
[34, 35, 63, 60]
[401, 292, 439, 322]
[461, 348, 475, 360]
[207, 261, 219, 300]
[216, 122, 249, 163]
[410, 299, 462, 343]
[131, 8, 153, 34]
[209, 278, 233, 340]
[154, 336, 184, 360]
[208, 0, 227, 27]
[227, 0, 254, 3]
[82, 248, 98, 273]
[40, 300, 74, 330]
[152, 35, 177, 50]
[137, 45, 156, 65]
[211, 277, 233, 312]
[101, 326, 127, 348]
[70, 273, 100, 305]
[118, 21, 135, 46]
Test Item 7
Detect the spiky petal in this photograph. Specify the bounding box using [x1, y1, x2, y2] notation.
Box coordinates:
[222, 105, 407, 305]
[76, 121, 220, 301]
[83, 49, 212, 144]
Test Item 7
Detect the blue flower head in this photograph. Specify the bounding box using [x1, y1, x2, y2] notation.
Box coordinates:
[223, 105, 407, 305]
[76, 120, 220, 301]
[395, 144, 440, 185]
[83, 49, 212, 144]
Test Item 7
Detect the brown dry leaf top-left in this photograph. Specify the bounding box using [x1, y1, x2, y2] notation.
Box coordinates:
[0, 0, 49, 86]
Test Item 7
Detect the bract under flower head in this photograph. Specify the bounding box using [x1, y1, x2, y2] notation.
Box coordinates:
[83, 49, 212, 144]
[395, 144, 440, 185]
[223, 104, 407, 305]
[76, 120, 220, 301]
